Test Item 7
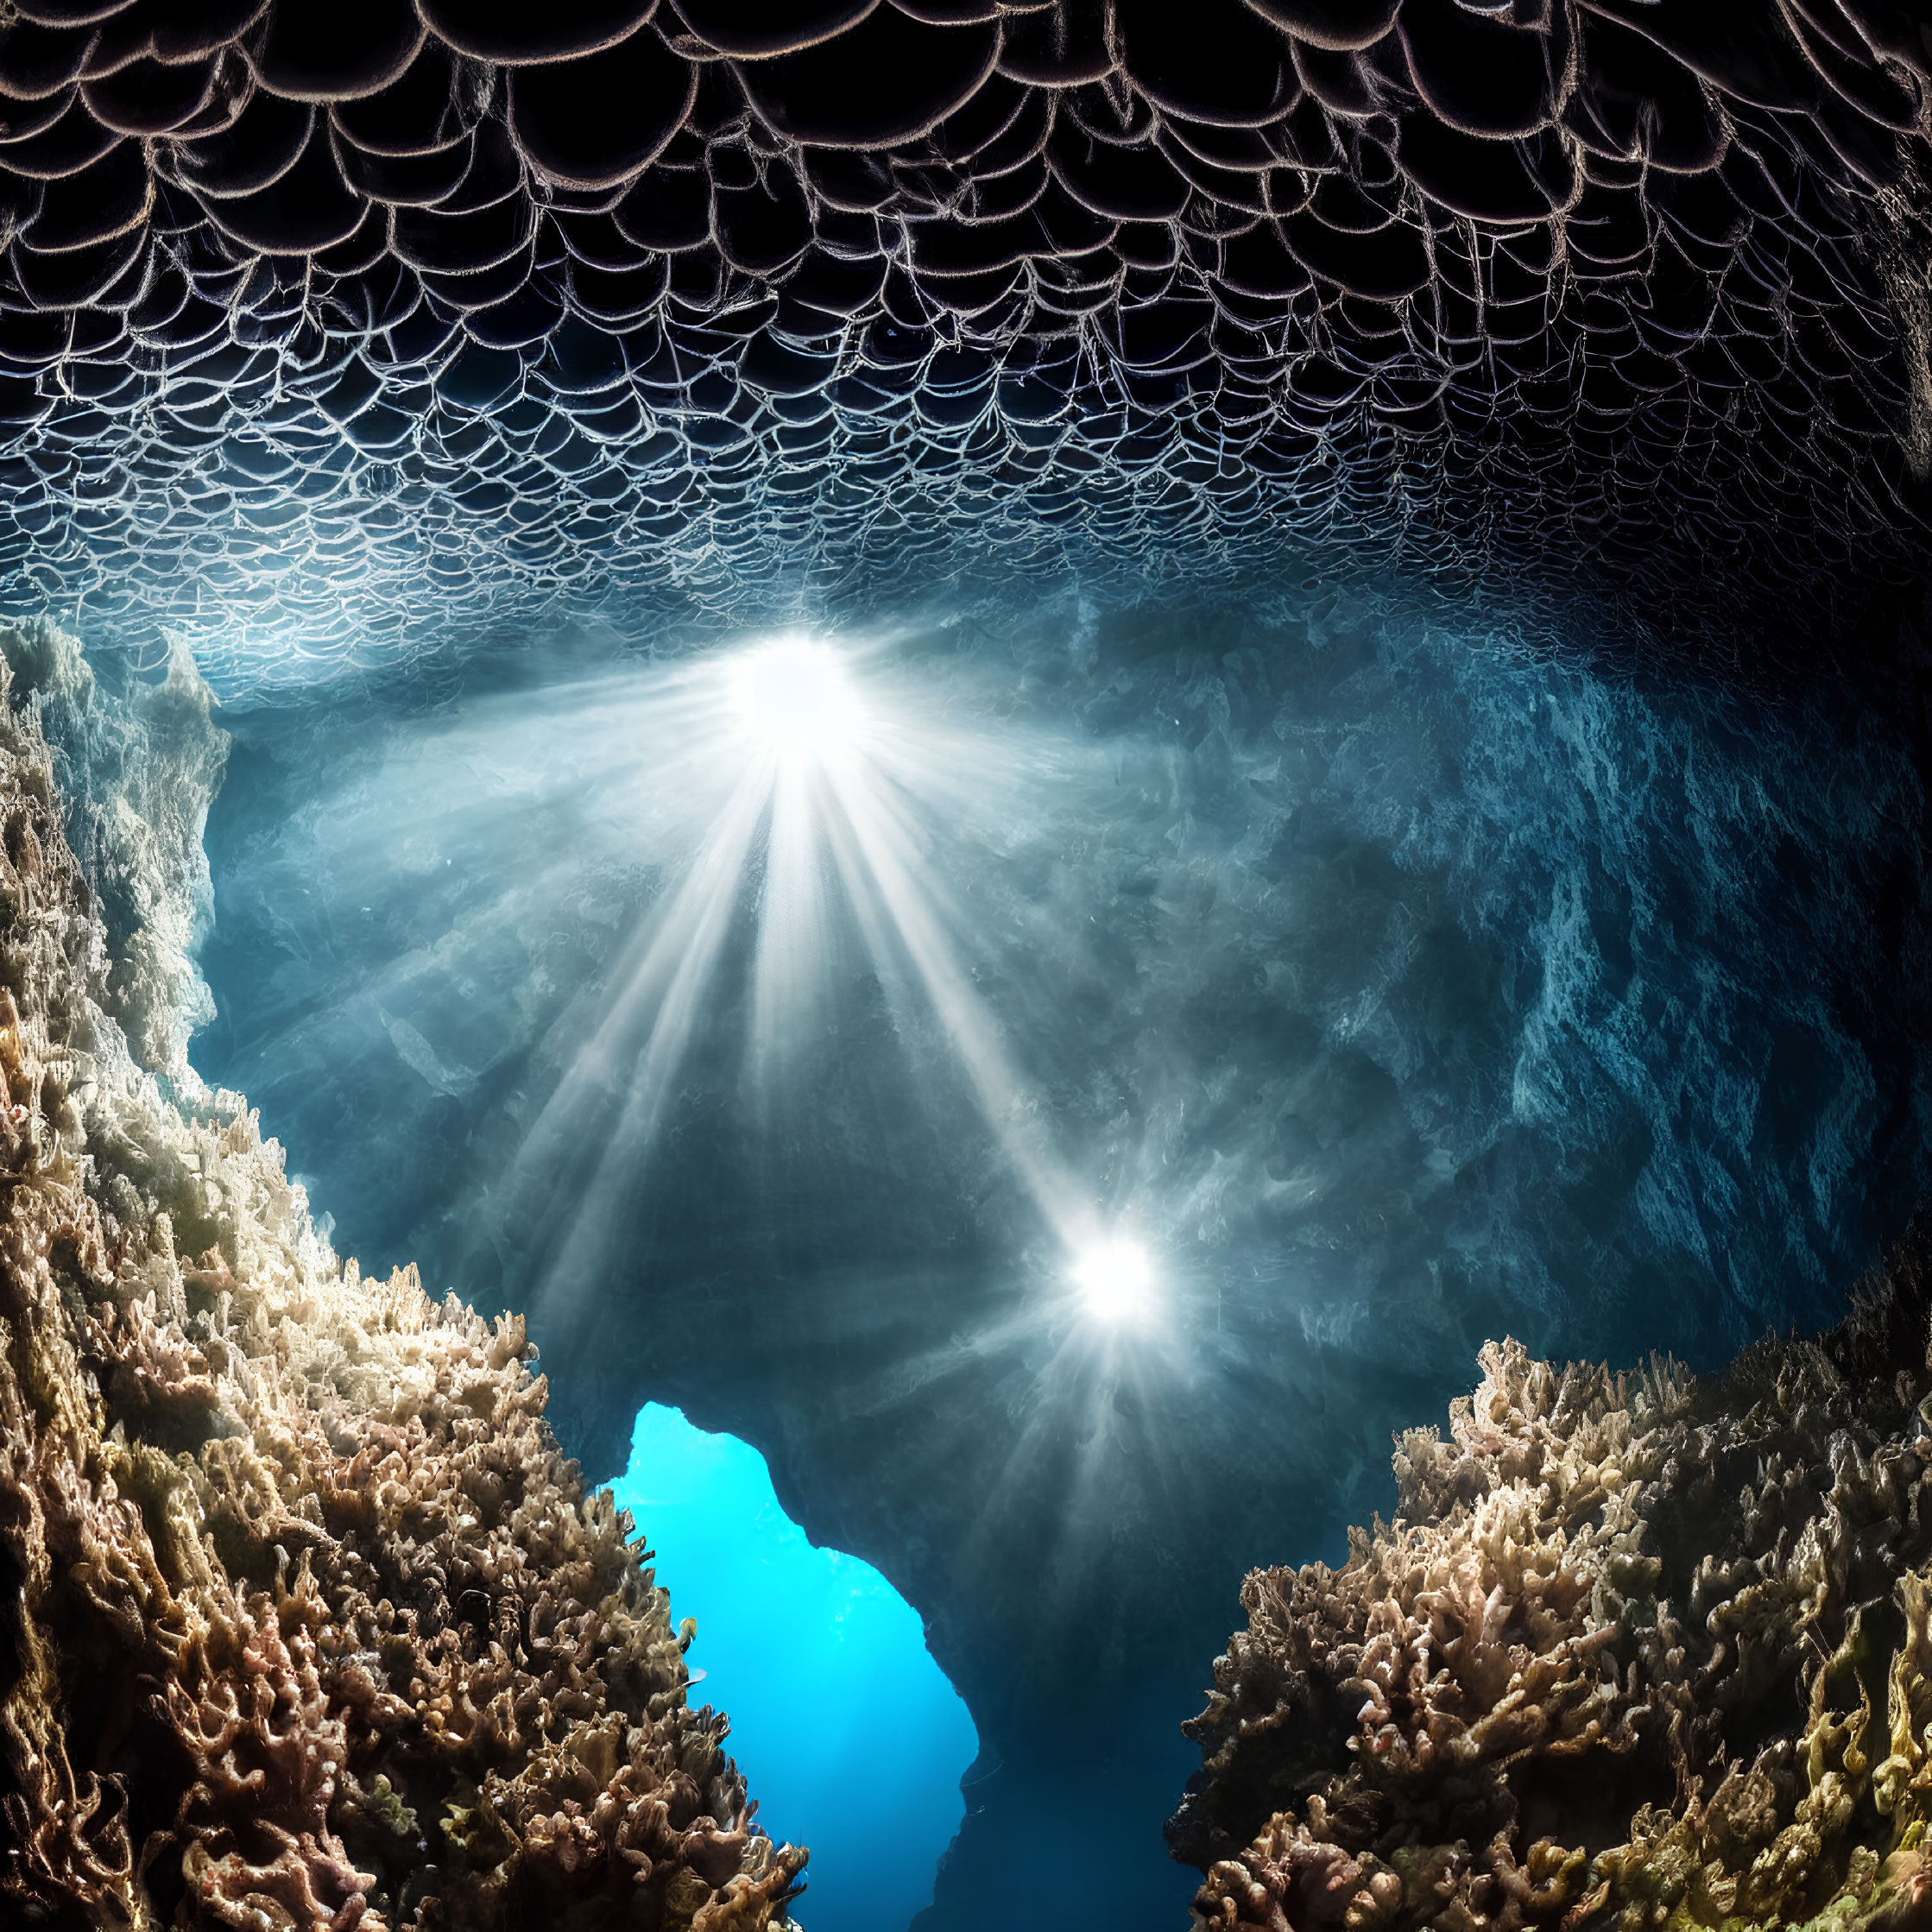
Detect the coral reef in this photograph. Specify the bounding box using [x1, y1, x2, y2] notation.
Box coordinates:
[0, 631, 804, 1928]
[1171, 1224, 1932, 1932]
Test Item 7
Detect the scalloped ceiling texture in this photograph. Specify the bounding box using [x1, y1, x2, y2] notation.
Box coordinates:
[0, 0, 1929, 672]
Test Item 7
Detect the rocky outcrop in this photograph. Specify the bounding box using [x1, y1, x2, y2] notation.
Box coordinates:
[0, 641, 804, 1927]
[1172, 1222, 1932, 1932]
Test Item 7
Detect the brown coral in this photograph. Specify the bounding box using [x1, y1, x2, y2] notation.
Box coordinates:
[1171, 1228, 1932, 1932]
[0, 648, 805, 1928]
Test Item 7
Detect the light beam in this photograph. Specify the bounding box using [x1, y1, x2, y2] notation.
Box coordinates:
[485, 631, 1108, 1330]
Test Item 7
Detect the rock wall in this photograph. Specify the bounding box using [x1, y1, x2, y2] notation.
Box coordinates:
[0, 647, 804, 1928]
[1171, 1222, 1932, 1932]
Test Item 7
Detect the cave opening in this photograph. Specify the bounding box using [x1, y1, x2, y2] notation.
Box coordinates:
[611, 1404, 978, 1932]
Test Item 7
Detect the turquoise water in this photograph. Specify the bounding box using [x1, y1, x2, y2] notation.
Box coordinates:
[612, 1405, 979, 1932]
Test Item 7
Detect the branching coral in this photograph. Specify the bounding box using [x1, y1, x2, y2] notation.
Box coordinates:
[0, 638, 805, 1929]
[1171, 1235, 1932, 1932]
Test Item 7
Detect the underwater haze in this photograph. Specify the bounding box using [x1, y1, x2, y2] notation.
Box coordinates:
[174, 571, 1932, 1929]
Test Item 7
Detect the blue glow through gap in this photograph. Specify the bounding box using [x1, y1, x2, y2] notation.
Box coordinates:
[612, 1404, 980, 1932]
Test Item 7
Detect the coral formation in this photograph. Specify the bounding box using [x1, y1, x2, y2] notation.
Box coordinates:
[0, 630, 804, 1928]
[1171, 1223, 1932, 1932]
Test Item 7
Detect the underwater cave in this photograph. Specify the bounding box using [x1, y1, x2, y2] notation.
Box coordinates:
[2, 3, 1932, 1930]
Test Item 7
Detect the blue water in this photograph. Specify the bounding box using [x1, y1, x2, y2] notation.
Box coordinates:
[67, 569, 1929, 1931]
[611, 1404, 979, 1932]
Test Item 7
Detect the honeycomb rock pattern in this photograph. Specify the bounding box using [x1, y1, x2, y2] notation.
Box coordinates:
[0, 0, 1928, 668]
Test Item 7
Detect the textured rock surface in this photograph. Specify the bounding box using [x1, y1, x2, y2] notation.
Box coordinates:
[0, 0, 1930, 659]
[1172, 1220, 1932, 1932]
[0, 635, 804, 1929]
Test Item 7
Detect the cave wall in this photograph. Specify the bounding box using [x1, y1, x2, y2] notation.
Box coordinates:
[0, 624, 807, 1930]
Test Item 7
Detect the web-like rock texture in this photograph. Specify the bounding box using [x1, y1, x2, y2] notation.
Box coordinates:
[1170, 1226, 1932, 1932]
[0, 0, 1929, 671]
[0, 640, 803, 1929]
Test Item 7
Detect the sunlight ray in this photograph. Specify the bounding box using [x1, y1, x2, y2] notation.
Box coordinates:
[748, 760, 842, 1083]
[306, 635, 1154, 1332]
[518, 761, 771, 1313]
[816, 750, 1088, 1248]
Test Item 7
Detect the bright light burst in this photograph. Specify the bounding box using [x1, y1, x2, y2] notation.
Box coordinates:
[1070, 1238, 1156, 1324]
[505, 631, 1097, 1316]
[729, 638, 863, 763]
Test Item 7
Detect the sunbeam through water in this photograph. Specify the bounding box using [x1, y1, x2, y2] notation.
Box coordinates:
[490, 630, 1104, 1332]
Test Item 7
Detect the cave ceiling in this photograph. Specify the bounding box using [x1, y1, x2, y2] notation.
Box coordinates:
[0, 0, 1929, 660]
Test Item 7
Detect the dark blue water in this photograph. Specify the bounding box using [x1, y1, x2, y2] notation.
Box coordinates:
[152, 572, 1932, 1929]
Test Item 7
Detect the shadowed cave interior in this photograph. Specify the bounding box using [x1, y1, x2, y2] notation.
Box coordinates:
[1, 0, 1932, 1927]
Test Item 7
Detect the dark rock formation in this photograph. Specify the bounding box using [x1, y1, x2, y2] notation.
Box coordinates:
[0, 636, 804, 1928]
[1171, 1218, 1932, 1932]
